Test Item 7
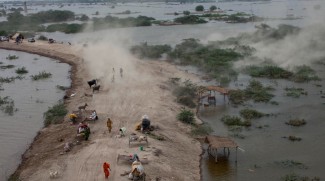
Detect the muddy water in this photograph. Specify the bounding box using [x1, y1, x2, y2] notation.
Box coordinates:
[200, 66, 325, 180]
[0, 49, 70, 180]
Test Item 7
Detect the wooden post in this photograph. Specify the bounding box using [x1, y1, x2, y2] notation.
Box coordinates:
[235, 147, 238, 163]
[215, 148, 218, 163]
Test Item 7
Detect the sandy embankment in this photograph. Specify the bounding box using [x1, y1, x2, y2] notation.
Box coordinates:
[0, 41, 202, 181]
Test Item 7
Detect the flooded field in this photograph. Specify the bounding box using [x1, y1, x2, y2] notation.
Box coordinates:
[0, 49, 70, 180]
[0, 0, 324, 180]
[200, 67, 325, 180]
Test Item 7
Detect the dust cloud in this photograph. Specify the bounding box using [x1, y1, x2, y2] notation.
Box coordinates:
[236, 2, 325, 69]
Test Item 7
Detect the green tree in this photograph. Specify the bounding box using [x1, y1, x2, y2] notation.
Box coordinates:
[210, 5, 217, 11]
[183, 10, 190, 16]
[195, 5, 204, 12]
[80, 14, 89, 21]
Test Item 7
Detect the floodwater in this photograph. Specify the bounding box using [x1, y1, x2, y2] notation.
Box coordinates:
[0, 0, 325, 180]
[0, 50, 70, 180]
[200, 68, 325, 180]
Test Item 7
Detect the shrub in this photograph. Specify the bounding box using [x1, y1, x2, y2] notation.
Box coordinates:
[38, 35, 48, 41]
[210, 5, 217, 11]
[15, 67, 28, 74]
[43, 102, 68, 126]
[195, 5, 204, 12]
[177, 96, 196, 108]
[183, 11, 190, 16]
[177, 108, 195, 124]
[191, 124, 213, 136]
[31, 71, 52, 81]
[172, 80, 197, 108]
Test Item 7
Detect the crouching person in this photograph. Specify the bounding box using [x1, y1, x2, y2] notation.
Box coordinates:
[69, 113, 78, 124]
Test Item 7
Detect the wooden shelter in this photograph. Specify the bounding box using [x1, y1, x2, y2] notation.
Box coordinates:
[205, 135, 238, 163]
[198, 86, 230, 106]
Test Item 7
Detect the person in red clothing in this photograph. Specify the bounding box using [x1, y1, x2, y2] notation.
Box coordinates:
[103, 162, 111, 179]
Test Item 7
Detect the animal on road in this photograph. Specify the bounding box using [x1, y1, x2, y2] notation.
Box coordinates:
[78, 103, 88, 111]
[93, 85, 100, 93]
[87, 79, 97, 88]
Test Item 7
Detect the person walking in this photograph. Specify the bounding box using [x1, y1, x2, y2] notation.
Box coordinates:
[120, 68, 123, 77]
[103, 162, 111, 179]
[107, 118, 112, 133]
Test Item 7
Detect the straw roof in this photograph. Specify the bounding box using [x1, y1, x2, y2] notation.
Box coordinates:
[205, 135, 238, 149]
[198, 86, 229, 95]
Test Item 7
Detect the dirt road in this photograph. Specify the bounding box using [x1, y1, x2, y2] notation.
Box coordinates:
[0, 41, 202, 181]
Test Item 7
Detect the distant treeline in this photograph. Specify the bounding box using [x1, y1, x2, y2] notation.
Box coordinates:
[0, 10, 155, 34]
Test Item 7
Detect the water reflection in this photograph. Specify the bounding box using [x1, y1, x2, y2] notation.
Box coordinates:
[202, 144, 237, 181]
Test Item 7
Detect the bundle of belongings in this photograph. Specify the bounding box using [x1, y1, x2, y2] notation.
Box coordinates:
[128, 161, 144, 180]
[135, 115, 155, 133]
[88, 110, 98, 121]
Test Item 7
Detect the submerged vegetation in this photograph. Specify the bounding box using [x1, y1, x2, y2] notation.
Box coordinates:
[6, 54, 19, 60]
[244, 65, 292, 79]
[15, 67, 28, 74]
[0, 76, 23, 83]
[239, 108, 265, 120]
[0, 96, 17, 115]
[221, 115, 251, 127]
[244, 65, 320, 83]
[286, 119, 306, 126]
[43, 102, 68, 127]
[229, 80, 274, 104]
[282, 173, 320, 181]
[275, 160, 308, 169]
[0, 64, 15, 69]
[285, 87, 307, 98]
[31, 71, 52, 81]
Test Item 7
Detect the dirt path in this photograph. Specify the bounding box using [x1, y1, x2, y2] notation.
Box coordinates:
[0, 41, 202, 181]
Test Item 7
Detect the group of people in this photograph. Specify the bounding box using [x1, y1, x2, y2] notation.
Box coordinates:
[111, 67, 124, 82]
[69, 107, 146, 179]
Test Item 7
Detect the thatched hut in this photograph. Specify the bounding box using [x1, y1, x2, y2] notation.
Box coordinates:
[205, 135, 238, 163]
